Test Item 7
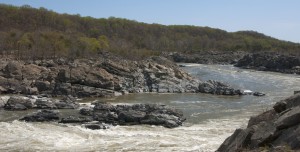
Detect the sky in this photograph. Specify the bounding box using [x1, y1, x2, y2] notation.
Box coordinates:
[1, 0, 299, 43]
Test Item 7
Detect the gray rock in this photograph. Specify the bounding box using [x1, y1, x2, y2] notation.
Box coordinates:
[79, 108, 93, 116]
[250, 122, 277, 148]
[84, 123, 110, 130]
[4, 96, 33, 110]
[273, 101, 287, 113]
[272, 124, 300, 150]
[93, 111, 118, 124]
[35, 98, 57, 109]
[34, 81, 51, 92]
[0, 96, 9, 108]
[219, 93, 300, 151]
[93, 102, 116, 112]
[20, 110, 60, 122]
[54, 96, 79, 109]
[217, 127, 255, 152]
[55, 101, 79, 109]
[59, 116, 92, 123]
[141, 113, 181, 128]
[275, 106, 300, 130]
[247, 109, 278, 127]
[253, 92, 266, 96]
[199, 80, 240, 95]
[118, 110, 146, 125]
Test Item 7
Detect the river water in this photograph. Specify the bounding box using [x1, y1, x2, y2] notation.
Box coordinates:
[1, 64, 300, 152]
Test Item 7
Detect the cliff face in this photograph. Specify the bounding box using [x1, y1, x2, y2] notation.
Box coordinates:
[217, 93, 300, 152]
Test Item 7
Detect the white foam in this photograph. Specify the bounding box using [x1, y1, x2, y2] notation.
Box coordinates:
[0, 114, 249, 152]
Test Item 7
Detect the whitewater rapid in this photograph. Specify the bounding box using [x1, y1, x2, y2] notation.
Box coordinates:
[1, 64, 300, 152]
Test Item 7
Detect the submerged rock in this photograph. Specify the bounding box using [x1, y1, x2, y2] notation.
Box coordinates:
[253, 92, 266, 96]
[84, 123, 110, 130]
[59, 116, 92, 123]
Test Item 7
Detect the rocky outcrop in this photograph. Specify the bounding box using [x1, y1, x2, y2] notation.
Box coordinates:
[0, 54, 246, 98]
[217, 93, 300, 151]
[166, 51, 246, 64]
[198, 80, 243, 95]
[18, 101, 185, 129]
[4, 96, 34, 110]
[235, 53, 300, 74]
[90, 102, 185, 128]
[0, 56, 204, 98]
[1, 95, 80, 110]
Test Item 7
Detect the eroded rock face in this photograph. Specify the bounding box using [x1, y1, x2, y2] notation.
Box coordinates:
[217, 93, 300, 151]
[0, 55, 242, 98]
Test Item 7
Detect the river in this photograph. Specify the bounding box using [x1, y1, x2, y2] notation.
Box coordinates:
[0, 64, 299, 152]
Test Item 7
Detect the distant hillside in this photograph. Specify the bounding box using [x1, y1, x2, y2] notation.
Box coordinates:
[0, 4, 299, 60]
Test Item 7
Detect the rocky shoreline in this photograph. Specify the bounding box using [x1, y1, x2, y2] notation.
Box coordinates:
[235, 53, 300, 74]
[167, 51, 300, 75]
[0, 53, 255, 98]
[217, 92, 300, 151]
[165, 51, 246, 65]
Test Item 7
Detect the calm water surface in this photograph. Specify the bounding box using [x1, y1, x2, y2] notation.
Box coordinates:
[1, 64, 299, 152]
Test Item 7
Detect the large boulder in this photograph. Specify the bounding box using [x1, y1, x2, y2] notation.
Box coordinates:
[3, 61, 23, 80]
[141, 113, 183, 128]
[35, 98, 57, 109]
[275, 106, 300, 130]
[217, 128, 255, 152]
[54, 96, 79, 109]
[198, 80, 241, 95]
[272, 124, 300, 150]
[118, 110, 146, 125]
[91, 102, 185, 128]
[247, 109, 278, 127]
[34, 81, 51, 92]
[250, 122, 277, 148]
[273, 93, 300, 113]
[4, 96, 33, 110]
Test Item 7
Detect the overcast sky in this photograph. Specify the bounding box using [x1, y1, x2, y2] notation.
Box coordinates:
[1, 0, 299, 43]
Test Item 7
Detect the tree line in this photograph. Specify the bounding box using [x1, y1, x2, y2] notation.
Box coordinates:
[0, 4, 299, 60]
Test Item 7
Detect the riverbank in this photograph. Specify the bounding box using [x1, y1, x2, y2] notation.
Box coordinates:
[217, 92, 300, 151]
[0, 52, 252, 99]
[235, 52, 300, 74]
[167, 51, 300, 75]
